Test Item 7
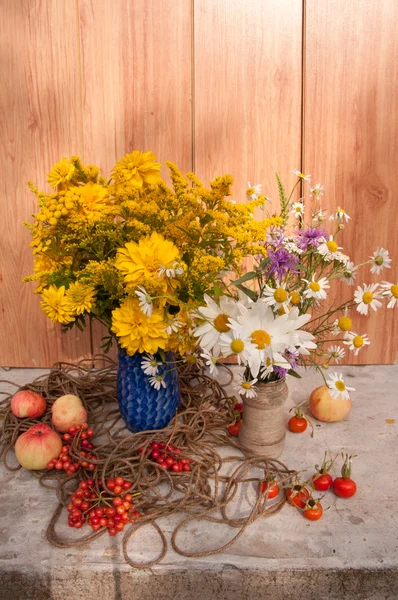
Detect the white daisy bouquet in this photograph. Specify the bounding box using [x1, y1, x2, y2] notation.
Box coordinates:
[193, 170, 396, 400]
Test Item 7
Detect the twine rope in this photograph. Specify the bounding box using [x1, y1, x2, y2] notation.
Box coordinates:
[0, 356, 295, 569]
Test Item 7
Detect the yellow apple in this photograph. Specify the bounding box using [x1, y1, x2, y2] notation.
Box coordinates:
[15, 424, 62, 470]
[11, 390, 46, 418]
[51, 394, 87, 432]
[309, 385, 352, 422]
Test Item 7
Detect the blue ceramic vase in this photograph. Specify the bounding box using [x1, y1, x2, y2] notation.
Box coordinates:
[117, 348, 181, 432]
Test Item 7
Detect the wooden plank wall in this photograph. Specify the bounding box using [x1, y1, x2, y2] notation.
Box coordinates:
[0, 0, 396, 367]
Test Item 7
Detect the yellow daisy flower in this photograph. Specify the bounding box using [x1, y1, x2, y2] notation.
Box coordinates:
[111, 298, 168, 355]
[41, 285, 75, 324]
[112, 150, 162, 189]
[75, 183, 111, 221]
[115, 232, 181, 292]
[47, 158, 76, 188]
[65, 282, 96, 315]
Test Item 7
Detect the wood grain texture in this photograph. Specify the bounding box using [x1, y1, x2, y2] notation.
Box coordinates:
[78, 0, 193, 356]
[0, 0, 92, 367]
[194, 0, 302, 203]
[304, 0, 398, 364]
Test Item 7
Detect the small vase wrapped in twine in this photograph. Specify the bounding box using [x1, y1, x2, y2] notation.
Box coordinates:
[239, 377, 288, 459]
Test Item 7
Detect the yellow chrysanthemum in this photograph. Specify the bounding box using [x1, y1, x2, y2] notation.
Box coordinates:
[115, 232, 181, 292]
[112, 151, 162, 189]
[40, 285, 75, 324]
[47, 158, 76, 188]
[111, 298, 168, 355]
[75, 183, 111, 221]
[65, 282, 97, 315]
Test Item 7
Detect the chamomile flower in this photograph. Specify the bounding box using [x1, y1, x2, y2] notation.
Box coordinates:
[135, 286, 153, 316]
[260, 355, 274, 378]
[148, 374, 167, 390]
[380, 281, 398, 308]
[292, 169, 311, 181]
[235, 376, 258, 399]
[309, 183, 325, 197]
[200, 350, 221, 376]
[329, 207, 351, 223]
[291, 202, 305, 218]
[141, 354, 160, 376]
[157, 262, 184, 278]
[194, 294, 239, 354]
[339, 261, 357, 285]
[368, 248, 391, 275]
[165, 319, 183, 335]
[332, 314, 353, 338]
[218, 329, 255, 365]
[326, 373, 355, 400]
[247, 182, 262, 200]
[302, 276, 330, 301]
[262, 281, 291, 311]
[328, 345, 345, 363]
[312, 209, 327, 223]
[317, 236, 343, 262]
[354, 283, 382, 315]
[343, 332, 370, 356]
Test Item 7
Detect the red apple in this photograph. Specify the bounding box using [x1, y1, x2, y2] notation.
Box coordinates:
[11, 390, 46, 419]
[51, 394, 87, 432]
[15, 424, 63, 470]
[309, 385, 352, 422]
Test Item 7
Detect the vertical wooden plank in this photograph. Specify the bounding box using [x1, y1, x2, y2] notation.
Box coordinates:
[0, 0, 92, 367]
[194, 0, 302, 203]
[78, 0, 193, 355]
[305, 0, 398, 364]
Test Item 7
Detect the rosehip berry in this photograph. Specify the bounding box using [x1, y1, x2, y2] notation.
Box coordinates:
[151, 442, 159, 450]
[116, 505, 125, 515]
[115, 476, 124, 486]
[122, 481, 131, 490]
[105, 507, 116, 517]
[62, 433, 71, 442]
[86, 429, 94, 437]
[151, 451, 159, 460]
[95, 507, 105, 517]
[99, 518, 107, 527]
[81, 501, 90, 511]
[106, 478, 116, 490]
[183, 464, 191, 472]
[55, 461, 63, 470]
[112, 497, 123, 507]
[108, 528, 117, 536]
[116, 522, 124, 531]
[172, 463, 181, 473]
[74, 521, 83, 529]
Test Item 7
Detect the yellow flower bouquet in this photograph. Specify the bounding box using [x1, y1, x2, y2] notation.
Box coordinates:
[24, 151, 281, 430]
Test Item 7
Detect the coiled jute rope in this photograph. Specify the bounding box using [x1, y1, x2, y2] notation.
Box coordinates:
[0, 356, 296, 569]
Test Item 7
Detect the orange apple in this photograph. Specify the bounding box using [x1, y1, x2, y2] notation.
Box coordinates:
[309, 385, 352, 422]
[51, 394, 87, 432]
[15, 424, 62, 470]
[11, 390, 46, 419]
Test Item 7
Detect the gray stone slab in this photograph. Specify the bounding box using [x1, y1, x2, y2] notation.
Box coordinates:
[1, 364, 397, 599]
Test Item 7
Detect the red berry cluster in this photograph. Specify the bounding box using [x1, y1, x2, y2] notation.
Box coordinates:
[47, 423, 97, 476]
[139, 440, 192, 473]
[67, 477, 141, 536]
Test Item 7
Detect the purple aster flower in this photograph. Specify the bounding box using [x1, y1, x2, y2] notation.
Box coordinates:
[295, 227, 327, 251]
[273, 366, 290, 379]
[267, 248, 299, 279]
[284, 348, 299, 370]
[266, 227, 285, 249]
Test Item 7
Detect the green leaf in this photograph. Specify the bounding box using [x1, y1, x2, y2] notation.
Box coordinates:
[288, 369, 302, 379]
[235, 284, 258, 302]
[259, 257, 270, 270]
[232, 271, 258, 285]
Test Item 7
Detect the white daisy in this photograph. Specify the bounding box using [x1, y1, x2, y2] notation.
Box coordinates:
[165, 319, 183, 335]
[292, 169, 311, 181]
[327, 373, 355, 401]
[302, 276, 330, 301]
[354, 283, 382, 315]
[329, 206, 351, 223]
[312, 209, 327, 223]
[200, 350, 220, 376]
[328, 345, 345, 364]
[135, 286, 153, 317]
[343, 332, 371, 356]
[317, 236, 343, 262]
[234, 376, 258, 399]
[219, 328, 255, 366]
[260, 355, 274, 379]
[369, 248, 392, 275]
[262, 281, 291, 311]
[339, 261, 357, 285]
[380, 281, 398, 309]
[291, 202, 305, 218]
[309, 183, 324, 197]
[247, 181, 262, 200]
[194, 294, 239, 354]
[141, 354, 160, 376]
[148, 375, 167, 390]
[331, 314, 353, 339]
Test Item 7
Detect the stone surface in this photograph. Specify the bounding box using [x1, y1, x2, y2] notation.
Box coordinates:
[1, 364, 398, 599]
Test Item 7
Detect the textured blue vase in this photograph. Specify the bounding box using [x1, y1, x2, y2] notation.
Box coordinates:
[117, 348, 181, 432]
